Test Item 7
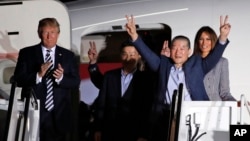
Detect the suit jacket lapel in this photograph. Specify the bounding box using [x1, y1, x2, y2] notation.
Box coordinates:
[55, 46, 63, 68]
[116, 69, 122, 98]
[35, 44, 44, 65]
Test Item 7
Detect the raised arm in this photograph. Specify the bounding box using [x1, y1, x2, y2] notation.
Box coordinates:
[125, 15, 139, 41]
[219, 15, 231, 42]
[161, 40, 170, 57]
[125, 15, 161, 71]
[87, 41, 104, 89]
[203, 15, 231, 73]
[88, 41, 98, 64]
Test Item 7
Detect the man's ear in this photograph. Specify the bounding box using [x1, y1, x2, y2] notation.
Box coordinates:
[38, 33, 41, 39]
[188, 48, 193, 57]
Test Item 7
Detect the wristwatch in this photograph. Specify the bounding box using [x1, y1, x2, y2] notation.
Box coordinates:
[88, 64, 97, 73]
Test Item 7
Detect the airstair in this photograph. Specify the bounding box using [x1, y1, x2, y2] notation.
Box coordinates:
[168, 84, 250, 141]
[0, 79, 39, 141]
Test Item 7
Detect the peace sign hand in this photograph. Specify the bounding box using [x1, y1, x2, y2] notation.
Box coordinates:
[125, 15, 138, 41]
[88, 41, 98, 64]
[161, 40, 170, 57]
[219, 15, 231, 42]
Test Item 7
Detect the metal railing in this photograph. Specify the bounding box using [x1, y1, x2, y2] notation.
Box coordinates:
[168, 83, 184, 141]
[240, 94, 250, 125]
[2, 78, 39, 141]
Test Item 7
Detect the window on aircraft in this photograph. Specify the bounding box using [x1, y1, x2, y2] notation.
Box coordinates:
[80, 23, 172, 64]
[3, 67, 15, 84]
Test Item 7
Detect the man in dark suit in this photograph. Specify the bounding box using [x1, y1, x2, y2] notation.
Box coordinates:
[88, 40, 153, 141]
[14, 17, 80, 141]
[125, 15, 231, 141]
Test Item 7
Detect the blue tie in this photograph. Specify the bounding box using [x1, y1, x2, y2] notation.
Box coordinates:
[45, 50, 54, 111]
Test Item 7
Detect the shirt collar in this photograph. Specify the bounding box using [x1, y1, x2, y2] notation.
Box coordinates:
[121, 68, 137, 76]
[171, 66, 183, 72]
[41, 45, 56, 53]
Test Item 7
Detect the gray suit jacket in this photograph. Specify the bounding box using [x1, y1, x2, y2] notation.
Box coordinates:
[204, 57, 236, 101]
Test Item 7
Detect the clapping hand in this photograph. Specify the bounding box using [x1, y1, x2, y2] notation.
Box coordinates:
[39, 61, 52, 77]
[53, 63, 64, 80]
[219, 15, 231, 42]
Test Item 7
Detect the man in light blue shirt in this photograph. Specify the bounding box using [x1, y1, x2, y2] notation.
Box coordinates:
[125, 15, 231, 141]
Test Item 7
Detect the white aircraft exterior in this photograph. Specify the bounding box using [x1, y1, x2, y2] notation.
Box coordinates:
[66, 0, 250, 124]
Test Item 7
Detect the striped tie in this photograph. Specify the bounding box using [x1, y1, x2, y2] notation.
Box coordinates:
[45, 50, 54, 111]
